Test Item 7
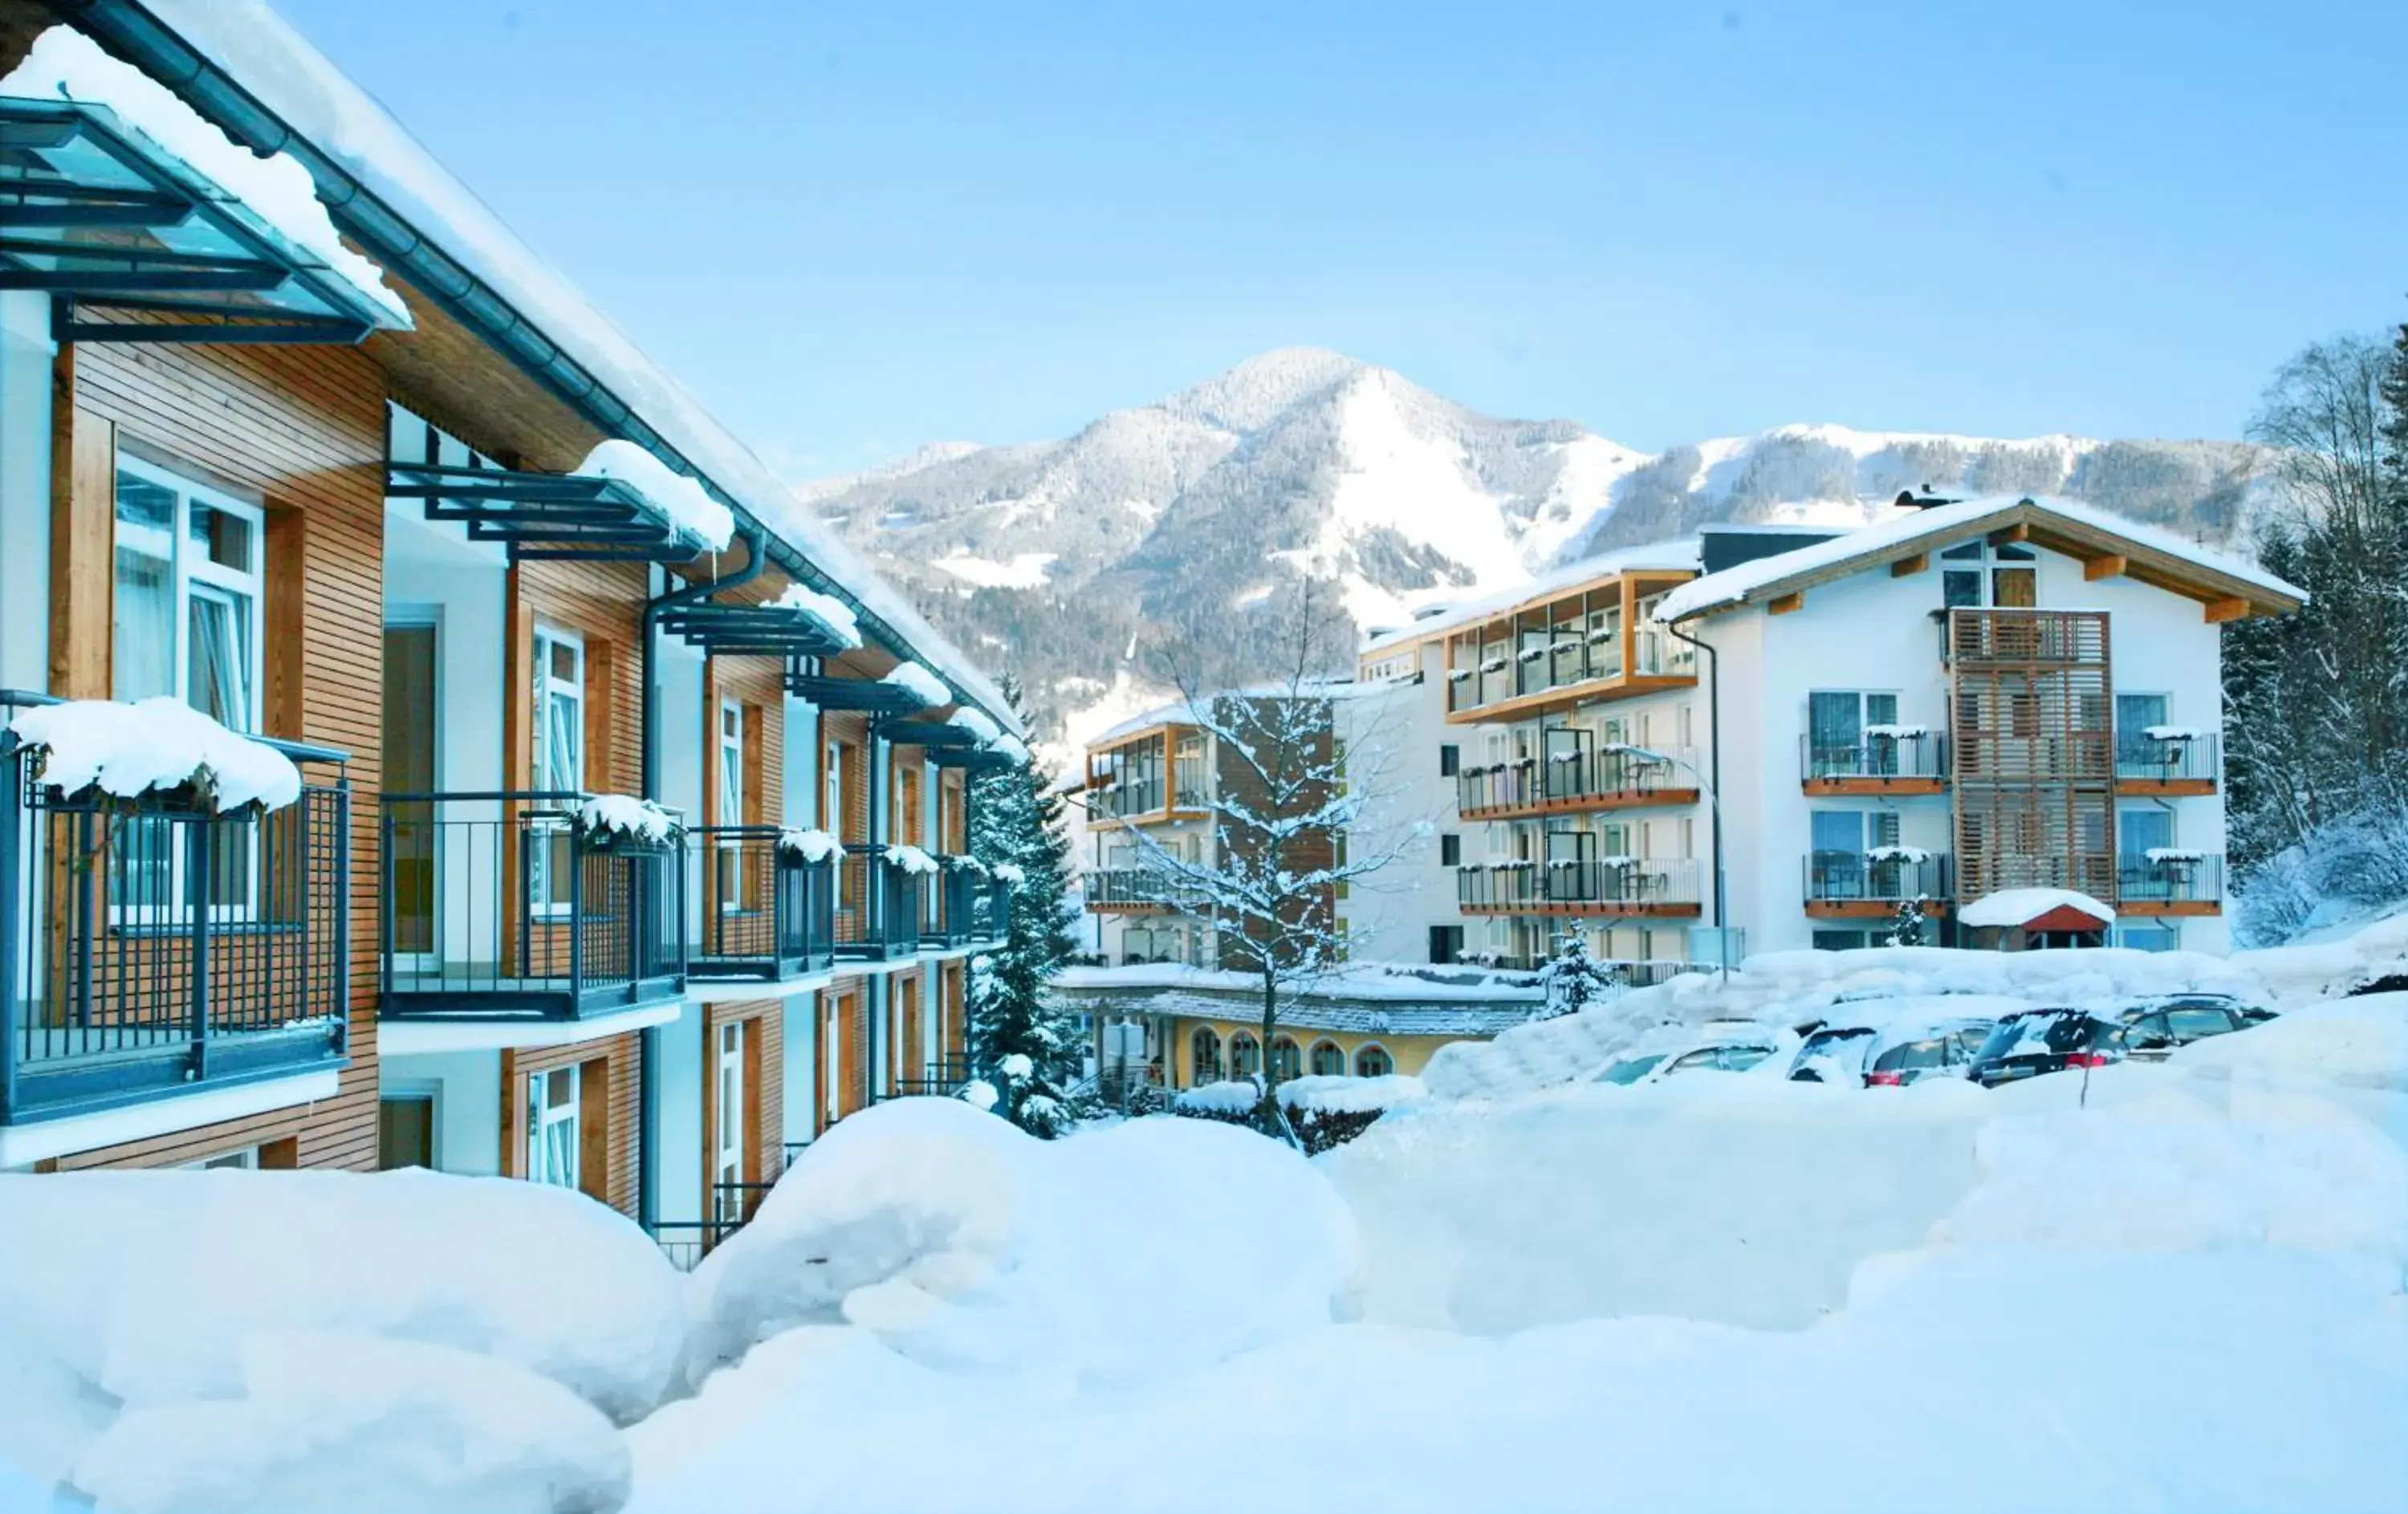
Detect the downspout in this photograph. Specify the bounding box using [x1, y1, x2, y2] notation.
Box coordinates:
[635, 523, 767, 1232]
[1664, 616, 1727, 979]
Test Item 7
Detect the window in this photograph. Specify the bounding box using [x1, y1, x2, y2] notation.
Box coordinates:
[1937, 539, 2038, 610]
[2116, 693, 2169, 770]
[1806, 691, 1901, 775]
[527, 1066, 581, 1190]
[714, 1020, 746, 1224]
[1268, 1036, 1303, 1083]
[1354, 1044, 1393, 1078]
[112, 459, 268, 918]
[378, 1094, 435, 1170]
[1439, 833, 1462, 868]
[1438, 743, 1460, 777]
[183, 1146, 258, 1170]
[1309, 1040, 1346, 1076]
[1229, 1032, 1261, 1078]
[1191, 1026, 1224, 1084]
[531, 628, 584, 914]
[2120, 808, 2173, 858]
[826, 739, 849, 906]
[1812, 929, 1869, 951]
[1429, 924, 1464, 964]
[2113, 922, 2178, 953]
[718, 700, 746, 908]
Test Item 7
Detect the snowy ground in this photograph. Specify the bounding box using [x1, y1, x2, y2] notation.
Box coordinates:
[5, 943, 2406, 1512]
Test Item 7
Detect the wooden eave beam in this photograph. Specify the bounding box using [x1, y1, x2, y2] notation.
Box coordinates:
[2083, 554, 2128, 581]
[1767, 591, 1805, 616]
[2203, 596, 2251, 624]
[1987, 523, 2031, 546]
[1889, 552, 1928, 577]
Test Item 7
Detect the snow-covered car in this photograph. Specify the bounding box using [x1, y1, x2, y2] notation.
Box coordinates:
[1595, 1024, 1796, 1086]
[2112, 995, 2257, 1061]
[1966, 1008, 2124, 1088]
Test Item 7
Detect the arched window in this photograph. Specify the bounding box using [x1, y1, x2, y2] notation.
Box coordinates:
[1308, 1040, 1345, 1077]
[1269, 1036, 1302, 1084]
[1190, 1026, 1224, 1085]
[1355, 1044, 1393, 1078]
[1229, 1032, 1261, 1078]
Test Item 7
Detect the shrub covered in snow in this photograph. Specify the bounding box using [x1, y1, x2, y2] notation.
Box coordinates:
[8, 697, 303, 813]
[1174, 1075, 1426, 1154]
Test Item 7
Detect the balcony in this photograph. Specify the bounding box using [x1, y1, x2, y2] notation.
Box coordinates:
[1800, 734, 1950, 796]
[2, 714, 349, 1129]
[832, 845, 921, 962]
[1083, 866, 1210, 914]
[2115, 731, 2219, 796]
[2116, 853, 2224, 916]
[689, 827, 834, 983]
[378, 791, 687, 1022]
[1444, 627, 1696, 722]
[1457, 745, 1700, 820]
[1455, 860, 1700, 917]
[1802, 852, 1953, 918]
[923, 858, 1010, 948]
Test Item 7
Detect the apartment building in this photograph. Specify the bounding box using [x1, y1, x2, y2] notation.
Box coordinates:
[0, 3, 1015, 1253]
[1350, 499, 2302, 968]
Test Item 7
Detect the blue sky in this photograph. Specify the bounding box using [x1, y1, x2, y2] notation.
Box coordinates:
[276, 0, 2406, 477]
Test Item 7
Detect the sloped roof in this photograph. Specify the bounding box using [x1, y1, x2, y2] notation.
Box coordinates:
[1653, 494, 2305, 624]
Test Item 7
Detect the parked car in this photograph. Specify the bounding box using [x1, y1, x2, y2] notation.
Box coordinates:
[1966, 1007, 2125, 1088]
[2112, 995, 2255, 1061]
[1788, 1024, 1879, 1084]
[1596, 1024, 1794, 1086]
[1861, 1018, 1999, 1086]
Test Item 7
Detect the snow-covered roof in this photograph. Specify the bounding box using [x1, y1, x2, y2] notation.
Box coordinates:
[124, 3, 1021, 737]
[1957, 888, 2117, 930]
[1052, 962, 1544, 1006]
[1653, 494, 2307, 624]
[1357, 540, 1702, 656]
[879, 661, 951, 710]
[576, 440, 734, 554]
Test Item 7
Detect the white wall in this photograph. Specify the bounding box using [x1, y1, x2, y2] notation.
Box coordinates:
[379, 1051, 502, 1176]
[781, 988, 817, 1146]
[654, 999, 706, 1224]
[0, 293, 52, 696]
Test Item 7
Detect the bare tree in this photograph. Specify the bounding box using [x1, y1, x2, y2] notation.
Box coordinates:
[1112, 578, 1428, 1140]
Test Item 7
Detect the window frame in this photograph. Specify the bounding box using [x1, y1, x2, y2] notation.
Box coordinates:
[718, 698, 747, 910]
[527, 1065, 582, 1191]
[530, 625, 586, 918]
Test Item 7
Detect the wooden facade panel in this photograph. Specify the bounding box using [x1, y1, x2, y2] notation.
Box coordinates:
[47, 330, 388, 1171]
[704, 998, 787, 1194]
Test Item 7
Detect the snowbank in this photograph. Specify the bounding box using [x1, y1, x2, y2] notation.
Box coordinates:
[878, 661, 949, 708]
[9, 697, 302, 813]
[775, 827, 841, 863]
[578, 439, 734, 552]
[2232, 909, 2408, 1003]
[0, 27, 409, 329]
[576, 793, 681, 846]
[766, 584, 862, 649]
[0, 1171, 685, 1423]
[2174, 992, 2408, 1089]
[71, 1331, 628, 1514]
[681, 1099, 1357, 1388]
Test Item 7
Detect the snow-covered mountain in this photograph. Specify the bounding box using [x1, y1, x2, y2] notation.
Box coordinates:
[799, 348, 2264, 743]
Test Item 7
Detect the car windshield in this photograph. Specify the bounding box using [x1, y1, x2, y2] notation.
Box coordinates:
[1979, 1012, 2098, 1059]
[1873, 1039, 1950, 1072]
[1598, 1053, 1666, 1085]
[1720, 1044, 1775, 1072]
[2165, 1007, 2238, 1040]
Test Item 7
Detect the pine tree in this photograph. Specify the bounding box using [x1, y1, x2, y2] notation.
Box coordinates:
[1536, 931, 1618, 1020]
[964, 677, 1084, 1137]
[1887, 896, 1926, 947]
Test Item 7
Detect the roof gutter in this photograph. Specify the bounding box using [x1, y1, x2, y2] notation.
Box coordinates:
[53, 0, 1017, 732]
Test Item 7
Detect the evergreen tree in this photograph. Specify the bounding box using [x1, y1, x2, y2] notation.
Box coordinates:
[1536, 932, 1619, 1020]
[1887, 896, 1927, 947]
[964, 677, 1084, 1136]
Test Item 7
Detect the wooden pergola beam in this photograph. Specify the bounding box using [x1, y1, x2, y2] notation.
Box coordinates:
[2083, 554, 2128, 581]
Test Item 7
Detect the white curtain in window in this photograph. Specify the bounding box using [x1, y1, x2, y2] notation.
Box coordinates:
[188, 590, 250, 731]
[112, 545, 175, 702]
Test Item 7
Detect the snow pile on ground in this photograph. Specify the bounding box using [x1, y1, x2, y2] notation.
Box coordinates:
[775, 826, 841, 863]
[0, 1170, 681, 1511]
[1423, 944, 2258, 1101]
[578, 439, 734, 552]
[766, 584, 862, 649]
[8, 697, 303, 812]
[678, 1099, 1357, 1393]
[576, 793, 682, 845]
[1279, 1073, 1426, 1114]
[2178, 992, 2408, 1089]
[1172, 1077, 1261, 1114]
[877, 661, 950, 708]
[0, 27, 410, 329]
[2234, 910, 2408, 1003]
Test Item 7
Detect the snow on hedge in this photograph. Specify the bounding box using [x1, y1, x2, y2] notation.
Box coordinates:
[0, 27, 411, 330]
[1173, 1077, 1262, 1114]
[579, 439, 734, 552]
[8, 697, 302, 812]
[879, 661, 950, 709]
[1276, 1073, 1426, 1115]
[71, 1331, 628, 1514]
[766, 583, 862, 650]
[678, 1098, 1357, 1390]
[776, 827, 842, 863]
[990, 861, 1026, 886]
[577, 793, 682, 845]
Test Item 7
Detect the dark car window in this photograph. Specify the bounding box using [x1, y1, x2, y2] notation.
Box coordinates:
[1950, 1025, 1992, 1057]
[1873, 1039, 1950, 1072]
[1599, 1053, 1666, 1085]
[1979, 1012, 2099, 1059]
[1665, 1048, 1723, 1075]
[1719, 1044, 1775, 1072]
[2165, 1007, 2239, 1040]
[2128, 1012, 2171, 1041]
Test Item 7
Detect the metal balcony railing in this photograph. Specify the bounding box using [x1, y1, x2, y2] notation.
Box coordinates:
[379, 791, 688, 1020]
[2115, 730, 2220, 784]
[1082, 866, 1211, 910]
[2116, 853, 2225, 905]
[1455, 860, 1700, 911]
[1800, 733, 1950, 783]
[1803, 852, 1952, 905]
[832, 845, 921, 961]
[1457, 745, 1698, 816]
[689, 826, 834, 981]
[2, 693, 349, 1126]
[923, 859, 1008, 946]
